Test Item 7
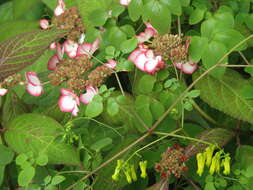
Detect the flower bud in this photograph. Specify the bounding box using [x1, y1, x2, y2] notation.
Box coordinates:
[139, 161, 148, 178]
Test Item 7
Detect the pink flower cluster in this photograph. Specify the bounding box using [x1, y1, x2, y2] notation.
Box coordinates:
[0, 88, 7, 96]
[25, 72, 43, 96]
[174, 61, 198, 74]
[120, 0, 131, 6]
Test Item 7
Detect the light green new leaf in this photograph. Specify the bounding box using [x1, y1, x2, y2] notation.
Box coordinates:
[85, 96, 104, 118]
[18, 166, 35, 186]
[193, 69, 253, 124]
[189, 8, 206, 25]
[128, 0, 143, 21]
[4, 114, 80, 166]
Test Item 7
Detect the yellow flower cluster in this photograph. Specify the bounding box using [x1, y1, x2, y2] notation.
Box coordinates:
[196, 145, 231, 176]
[112, 160, 148, 183]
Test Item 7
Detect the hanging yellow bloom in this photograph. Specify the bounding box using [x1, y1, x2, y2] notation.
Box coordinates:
[209, 151, 221, 175]
[196, 153, 206, 176]
[222, 154, 231, 175]
[124, 165, 132, 184]
[204, 145, 215, 167]
[112, 160, 124, 181]
[139, 161, 148, 178]
[130, 164, 137, 182]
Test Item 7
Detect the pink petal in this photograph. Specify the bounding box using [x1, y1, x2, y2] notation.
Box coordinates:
[144, 27, 156, 38]
[144, 22, 158, 34]
[144, 60, 160, 74]
[25, 72, 41, 86]
[90, 38, 100, 55]
[60, 88, 76, 97]
[0, 88, 8, 96]
[105, 59, 117, 69]
[57, 43, 64, 60]
[39, 19, 49, 29]
[181, 62, 198, 74]
[174, 62, 183, 70]
[26, 83, 43, 96]
[134, 53, 149, 71]
[136, 32, 148, 44]
[48, 54, 59, 71]
[54, 5, 65, 16]
[80, 86, 98, 104]
[50, 42, 57, 50]
[76, 43, 92, 57]
[120, 0, 131, 6]
[78, 33, 85, 44]
[58, 95, 76, 112]
[64, 40, 78, 58]
[128, 49, 142, 62]
[71, 105, 79, 116]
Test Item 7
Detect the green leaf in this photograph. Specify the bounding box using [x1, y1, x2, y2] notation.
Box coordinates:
[138, 74, 156, 94]
[189, 36, 208, 62]
[150, 100, 165, 120]
[111, 5, 125, 17]
[161, 0, 182, 16]
[0, 165, 5, 187]
[90, 138, 113, 152]
[189, 8, 206, 25]
[108, 26, 127, 49]
[179, 0, 190, 6]
[204, 182, 216, 190]
[235, 145, 253, 169]
[85, 96, 103, 118]
[106, 98, 119, 116]
[120, 37, 138, 53]
[18, 166, 35, 186]
[36, 154, 48, 166]
[88, 9, 109, 27]
[16, 153, 28, 166]
[245, 165, 253, 177]
[128, 0, 143, 21]
[187, 90, 200, 98]
[212, 29, 247, 51]
[13, 0, 40, 19]
[193, 69, 253, 125]
[214, 12, 234, 29]
[116, 60, 135, 72]
[51, 175, 65, 185]
[144, 0, 171, 34]
[120, 25, 136, 37]
[201, 40, 227, 77]
[4, 114, 80, 166]
[0, 29, 66, 80]
[0, 2, 13, 23]
[245, 14, 253, 31]
[0, 144, 14, 165]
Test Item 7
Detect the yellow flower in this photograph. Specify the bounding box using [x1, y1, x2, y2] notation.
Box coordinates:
[130, 164, 137, 182]
[196, 153, 206, 176]
[209, 151, 221, 175]
[222, 154, 231, 175]
[124, 165, 132, 184]
[204, 145, 215, 167]
[112, 160, 124, 181]
[139, 161, 148, 178]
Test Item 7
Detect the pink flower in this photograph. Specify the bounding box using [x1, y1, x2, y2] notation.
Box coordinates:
[48, 43, 64, 70]
[54, 0, 65, 16]
[76, 38, 100, 58]
[136, 23, 157, 44]
[181, 62, 198, 74]
[0, 88, 7, 96]
[80, 86, 98, 104]
[120, 0, 131, 6]
[64, 40, 78, 58]
[105, 59, 117, 69]
[39, 19, 49, 29]
[25, 72, 43, 96]
[128, 45, 164, 74]
[58, 88, 80, 116]
[49, 42, 57, 50]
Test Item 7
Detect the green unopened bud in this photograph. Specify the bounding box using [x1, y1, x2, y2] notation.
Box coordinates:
[222, 154, 231, 175]
[112, 160, 124, 181]
[130, 165, 137, 182]
[204, 145, 215, 167]
[196, 153, 205, 176]
[139, 161, 148, 178]
[124, 165, 132, 184]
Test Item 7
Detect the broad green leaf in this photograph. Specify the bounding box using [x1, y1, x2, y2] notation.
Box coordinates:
[116, 60, 135, 72]
[108, 26, 127, 49]
[0, 166, 4, 186]
[128, 0, 143, 21]
[193, 69, 253, 125]
[0, 2, 13, 23]
[4, 114, 80, 166]
[189, 36, 208, 62]
[18, 166, 35, 186]
[88, 9, 109, 27]
[201, 18, 218, 39]
[212, 29, 247, 51]
[189, 8, 205, 25]
[245, 165, 253, 178]
[0, 144, 14, 165]
[214, 12, 234, 29]
[85, 96, 103, 118]
[120, 38, 138, 53]
[245, 14, 253, 31]
[235, 145, 253, 169]
[161, 0, 182, 16]
[51, 175, 66, 185]
[144, 0, 171, 34]
[13, 0, 41, 19]
[150, 100, 165, 120]
[16, 153, 28, 166]
[36, 154, 48, 166]
[204, 182, 216, 190]
[201, 41, 227, 77]
[111, 5, 125, 17]
[187, 90, 200, 98]
[120, 25, 136, 37]
[90, 138, 113, 152]
[185, 128, 234, 157]
[0, 29, 66, 80]
[106, 98, 119, 116]
[138, 74, 156, 94]
[0, 20, 38, 43]
[179, 0, 190, 6]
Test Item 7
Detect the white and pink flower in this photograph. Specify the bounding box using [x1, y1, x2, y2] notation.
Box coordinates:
[49, 42, 57, 50]
[48, 43, 64, 70]
[181, 61, 198, 74]
[128, 44, 164, 74]
[105, 59, 117, 69]
[25, 72, 43, 96]
[39, 19, 49, 30]
[58, 88, 80, 116]
[54, 0, 65, 16]
[136, 23, 157, 44]
[0, 88, 8, 96]
[64, 40, 79, 58]
[120, 0, 131, 6]
[80, 86, 98, 104]
[76, 38, 100, 58]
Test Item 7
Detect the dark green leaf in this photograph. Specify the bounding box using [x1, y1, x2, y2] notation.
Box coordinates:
[189, 8, 205, 25]
[106, 98, 119, 116]
[150, 100, 165, 120]
[90, 138, 113, 152]
[120, 38, 138, 53]
[108, 27, 127, 49]
[0, 2, 13, 23]
[0, 166, 4, 186]
[161, 0, 182, 16]
[189, 36, 208, 62]
[0, 144, 14, 165]
[13, 0, 40, 19]
[138, 74, 156, 94]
